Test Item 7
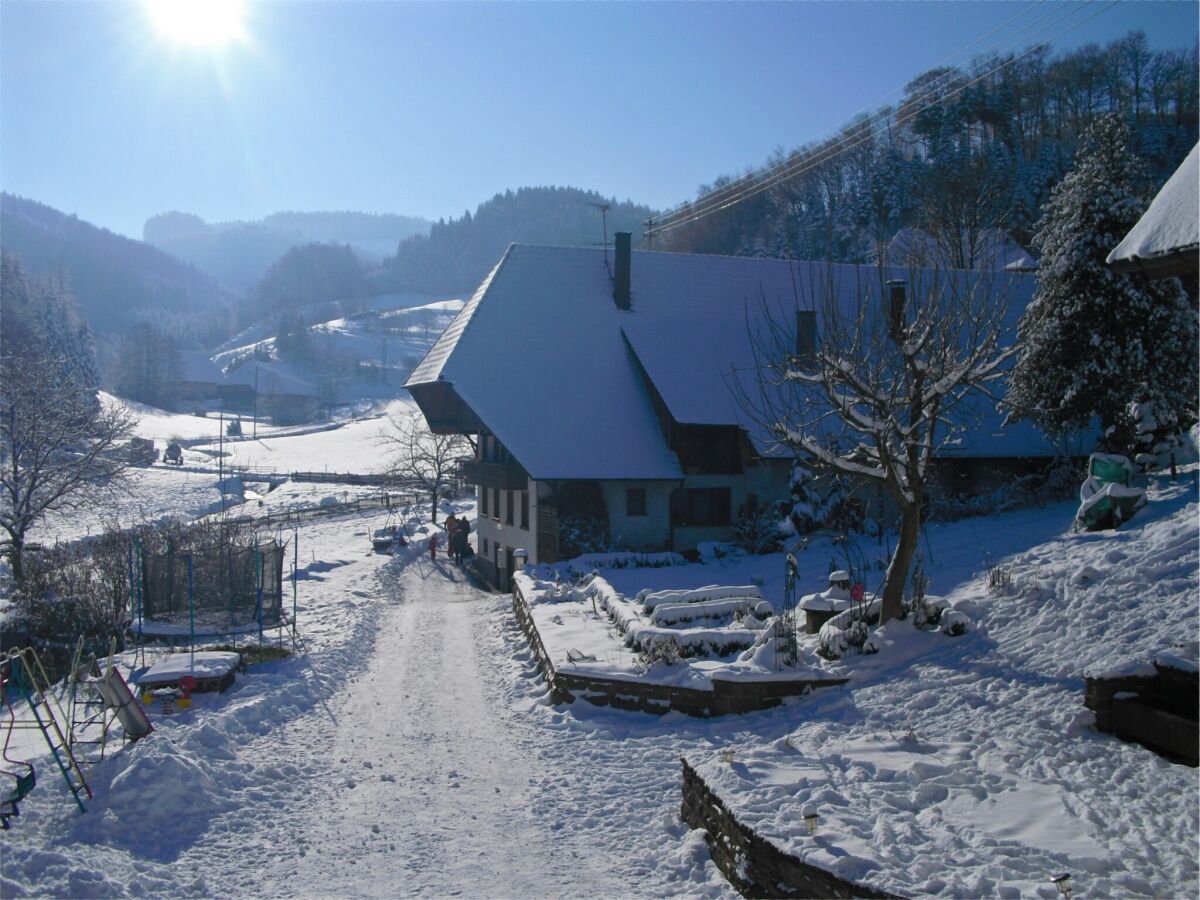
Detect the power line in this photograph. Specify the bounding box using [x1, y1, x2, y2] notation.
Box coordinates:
[648, 0, 1082, 234]
[649, 0, 1118, 237]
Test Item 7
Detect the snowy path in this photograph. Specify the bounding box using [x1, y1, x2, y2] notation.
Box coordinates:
[284, 558, 634, 898]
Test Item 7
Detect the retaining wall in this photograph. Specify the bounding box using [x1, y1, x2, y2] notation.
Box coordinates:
[680, 757, 901, 899]
[1085, 664, 1198, 766]
[511, 583, 847, 718]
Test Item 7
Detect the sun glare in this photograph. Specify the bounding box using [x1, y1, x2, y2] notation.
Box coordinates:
[147, 0, 245, 46]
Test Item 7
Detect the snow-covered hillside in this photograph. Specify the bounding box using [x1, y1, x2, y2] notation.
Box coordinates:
[212, 296, 463, 402]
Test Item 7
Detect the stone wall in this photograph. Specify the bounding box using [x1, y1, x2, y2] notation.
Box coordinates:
[680, 758, 901, 899]
[1085, 664, 1198, 766]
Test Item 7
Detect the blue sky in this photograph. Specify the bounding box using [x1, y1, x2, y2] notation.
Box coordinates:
[2, 1, 1196, 239]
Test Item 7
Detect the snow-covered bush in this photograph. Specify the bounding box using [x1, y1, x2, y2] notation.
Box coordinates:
[730, 512, 783, 554]
[912, 595, 951, 629]
[817, 599, 882, 660]
[557, 515, 608, 560]
[636, 636, 681, 670]
[9, 531, 132, 679]
[927, 459, 1080, 523]
[940, 610, 971, 636]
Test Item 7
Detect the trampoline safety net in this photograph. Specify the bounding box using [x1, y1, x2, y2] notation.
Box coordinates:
[139, 538, 286, 629]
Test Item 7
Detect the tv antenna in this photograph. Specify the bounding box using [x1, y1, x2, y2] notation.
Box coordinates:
[589, 202, 611, 272]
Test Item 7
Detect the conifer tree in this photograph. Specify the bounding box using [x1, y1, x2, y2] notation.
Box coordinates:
[1008, 115, 1198, 454]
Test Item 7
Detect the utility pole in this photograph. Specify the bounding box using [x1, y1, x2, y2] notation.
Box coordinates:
[253, 366, 258, 438]
[645, 216, 655, 249]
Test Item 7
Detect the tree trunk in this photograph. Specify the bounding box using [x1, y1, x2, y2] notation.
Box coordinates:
[880, 504, 921, 624]
[9, 533, 24, 584]
[430, 485, 439, 525]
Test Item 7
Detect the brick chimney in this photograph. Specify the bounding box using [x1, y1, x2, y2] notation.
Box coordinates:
[613, 232, 632, 310]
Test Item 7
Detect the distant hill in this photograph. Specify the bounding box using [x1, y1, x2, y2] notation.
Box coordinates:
[0, 193, 233, 337]
[144, 209, 430, 293]
[384, 186, 654, 294]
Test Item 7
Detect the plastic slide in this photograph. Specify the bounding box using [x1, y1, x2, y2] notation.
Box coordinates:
[89, 666, 154, 740]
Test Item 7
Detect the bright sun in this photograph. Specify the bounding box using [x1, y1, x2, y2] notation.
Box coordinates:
[147, 0, 245, 46]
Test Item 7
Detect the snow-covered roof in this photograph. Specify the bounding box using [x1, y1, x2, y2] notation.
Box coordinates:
[406, 244, 1054, 480]
[874, 227, 1036, 273]
[1107, 142, 1200, 276]
[178, 350, 223, 384]
[223, 359, 317, 397]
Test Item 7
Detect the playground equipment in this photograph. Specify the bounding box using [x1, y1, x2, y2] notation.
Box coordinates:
[68, 637, 153, 763]
[371, 510, 409, 553]
[1, 675, 36, 830]
[1, 647, 94, 825]
[129, 525, 289, 654]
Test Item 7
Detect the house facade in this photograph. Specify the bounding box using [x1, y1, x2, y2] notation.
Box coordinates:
[406, 237, 1053, 590]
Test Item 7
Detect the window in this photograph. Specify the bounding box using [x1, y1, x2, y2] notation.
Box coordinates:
[491, 488, 500, 520]
[520, 491, 529, 529]
[482, 538, 489, 556]
[670, 487, 732, 527]
[505, 490, 514, 525]
[480, 485, 489, 517]
[626, 487, 647, 517]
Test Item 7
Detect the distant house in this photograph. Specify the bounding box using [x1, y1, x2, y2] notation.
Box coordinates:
[175, 350, 224, 406]
[1108, 142, 1199, 284]
[405, 238, 1055, 590]
[221, 359, 320, 425]
[873, 227, 1036, 273]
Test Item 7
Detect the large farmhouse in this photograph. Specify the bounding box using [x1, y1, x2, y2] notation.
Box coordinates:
[405, 237, 1055, 590]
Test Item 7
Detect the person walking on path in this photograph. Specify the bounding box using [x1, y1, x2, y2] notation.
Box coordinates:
[429, 531, 439, 562]
[453, 518, 470, 564]
[445, 514, 458, 551]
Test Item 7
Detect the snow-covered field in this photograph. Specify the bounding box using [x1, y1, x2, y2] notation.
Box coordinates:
[189, 399, 417, 474]
[4, 400, 1197, 899]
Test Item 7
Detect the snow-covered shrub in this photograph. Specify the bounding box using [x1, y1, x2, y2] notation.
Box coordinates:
[636, 636, 681, 671]
[927, 459, 1080, 523]
[557, 515, 608, 560]
[10, 531, 132, 680]
[940, 610, 971, 637]
[912, 596, 951, 629]
[985, 560, 1014, 596]
[730, 512, 783, 554]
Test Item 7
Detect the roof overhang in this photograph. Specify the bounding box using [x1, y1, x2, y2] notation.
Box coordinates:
[1106, 247, 1199, 279]
[406, 381, 482, 435]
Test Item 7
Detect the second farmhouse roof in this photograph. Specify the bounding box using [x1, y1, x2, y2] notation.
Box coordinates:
[1108, 142, 1200, 277]
[405, 244, 1053, 481]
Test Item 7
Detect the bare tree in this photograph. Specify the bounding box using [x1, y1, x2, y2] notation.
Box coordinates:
[1, 340, 136, 583]
[744, 265, 1016, 624]
[378, 410, 471, 524]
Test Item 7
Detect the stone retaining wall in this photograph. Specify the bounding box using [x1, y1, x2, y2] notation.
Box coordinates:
[1085, 665, 1198, 766]
[511, 585, 847, 718]
[680, 758, 901, 899]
